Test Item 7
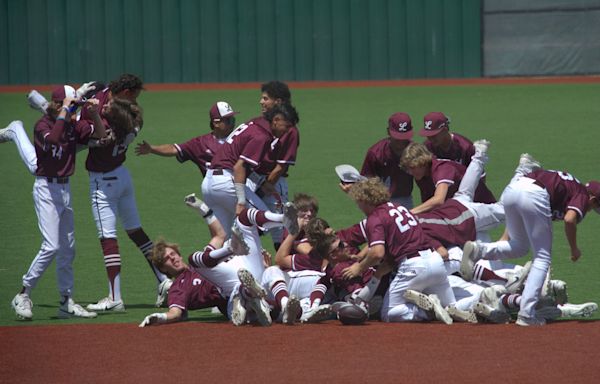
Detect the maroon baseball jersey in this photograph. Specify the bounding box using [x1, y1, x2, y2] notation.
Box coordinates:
[209, 119, 273, 171]
[425, 132, 475, 166]
[85, 122, 138, 172]
[417, 199, 476, 247]
[527, 170, 590, 220]
[330, 260, 375, 295]
[254, 125, 300, 176]
[416, 157, 496, 204]
[361, 138, 414, 198]
[168, 268, 228, 313]
[34, 115, 93, 177]
[288, 249, 325, 272]
[365, 202, 433, 265]
[282, 228, 309, 252]
[80, 87, 110, 122]
[174, 133, 223, 176]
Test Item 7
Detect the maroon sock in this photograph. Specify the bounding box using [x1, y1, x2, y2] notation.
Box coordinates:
[127, 228, 163, 282]
[474, 264, 507, 282]
[501, 294, 521, 310]
[238, 208, 272, 227]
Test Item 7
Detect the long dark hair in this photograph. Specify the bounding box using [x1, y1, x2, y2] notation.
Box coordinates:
[105, 98, 143, 141]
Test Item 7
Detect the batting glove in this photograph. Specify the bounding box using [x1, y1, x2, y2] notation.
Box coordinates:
[76, 81, 97, 99]
[139, 312, 168, 327]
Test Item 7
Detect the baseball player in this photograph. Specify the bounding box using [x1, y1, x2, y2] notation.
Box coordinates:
[461, 157, 600, 326]
[246, 81, 300, 249]
[419, 112, 476, 167]
[2, 85, 106, 320]
[352, 112, 415, 208]
[341, 178, 457, 324]
[84, 95, 171, 312]
[201, 103, 299, 237]
[399, 142, 496, 215]
[134, 101, 238, 177]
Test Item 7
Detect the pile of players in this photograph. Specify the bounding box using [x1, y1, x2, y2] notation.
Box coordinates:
[1, 75, 598, 327]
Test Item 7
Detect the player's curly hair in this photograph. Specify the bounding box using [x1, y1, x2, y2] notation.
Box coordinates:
[399, 142, 433, 170]
[348, 178, 390, 207]
[305, 217, 336, 257]
[261, 81, 291, 104]
[105, 98, 143, 142]
[293, 193, 319, 214]
[264, 103, 299, 126]
[152, 238, 181, 277]
[109, 73, 144, 95]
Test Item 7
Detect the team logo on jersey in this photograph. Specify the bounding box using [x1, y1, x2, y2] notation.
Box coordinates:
[192, 278, 202, 286]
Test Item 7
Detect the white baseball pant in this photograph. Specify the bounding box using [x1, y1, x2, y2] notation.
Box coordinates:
[6, 121, 38, 175]
[448, 275, 484, 311]
[22, 177, 75, 297]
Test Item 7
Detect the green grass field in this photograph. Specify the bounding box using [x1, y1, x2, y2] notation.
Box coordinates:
[1, 82, 600, 326]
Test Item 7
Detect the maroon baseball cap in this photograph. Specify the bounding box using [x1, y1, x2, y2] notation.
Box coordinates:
[51, 85, 77, 102]
[210, 101, 238, 120]
[585, 181, 600, 214]
[387, 112, 413, 140]
[419, 112, 450, 137]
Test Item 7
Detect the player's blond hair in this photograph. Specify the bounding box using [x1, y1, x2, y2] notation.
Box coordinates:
[152, 238, 181, 278]
[399, 142, 433, 170]
[348, 178, 390, 207]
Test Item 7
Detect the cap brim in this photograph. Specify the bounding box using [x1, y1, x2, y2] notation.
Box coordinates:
[388, 129, 413, 140]
[335, 164, 367, 183]
[418, 128, 443, 137]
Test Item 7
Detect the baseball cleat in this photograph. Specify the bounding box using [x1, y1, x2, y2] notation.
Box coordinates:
[11, 293, 33, 320]
[58, 298, 98, 319]
[155, 278, 173, 308]
[229, 223, 250, 256]
[184, 193, 213, 217]
[473, 139, 490, 160]
[460, 241, 482, 281]
[515, 315, 546, 327]
[230, 292, 247, 326]
[0, 120, 22, 143]
[282, 295, 301, 325]
[446, 305, 478, 323]
[504, 261, 531, 294]
[86, 297, 125, 312]
[282, 202, 299, 236]
[473, 302, 511, 324]
[301, 304, 334, 323]
[403, 290, 453, 324]
[27, 90, 49, 114]
[549, 279, 568, 305]
[516, 153, 542, 176]
[558, 302, 598, 318]
[237, 269, 266, 299]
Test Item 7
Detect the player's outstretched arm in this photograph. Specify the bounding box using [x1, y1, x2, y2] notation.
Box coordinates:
[135, 140, 177, 156]
[564, 209, 581, 262]
[410, 183, 449, 215]
[139, 307, 183, 327]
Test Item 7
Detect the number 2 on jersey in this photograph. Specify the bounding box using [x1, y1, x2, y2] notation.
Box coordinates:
[388, 203, 418, 233]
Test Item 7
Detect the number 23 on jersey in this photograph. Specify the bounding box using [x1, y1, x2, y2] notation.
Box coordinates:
[387, 202, 418, 233]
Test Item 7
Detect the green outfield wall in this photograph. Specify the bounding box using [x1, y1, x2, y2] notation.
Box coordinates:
[0, 0, 482, 85]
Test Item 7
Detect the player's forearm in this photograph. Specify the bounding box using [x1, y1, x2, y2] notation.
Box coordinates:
[411, 196, 443, 215]
[165, 307, 183, 322]
[266, 163, 287, 184]
[564, 219, 578, 252]
[275, 234, 296, 269]
[90, 112, 107, 139]
[150, 144, 178, 156]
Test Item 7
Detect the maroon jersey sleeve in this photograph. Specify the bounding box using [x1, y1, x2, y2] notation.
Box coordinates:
[529, 170, 589, 220]
[174, 134, 221, 175]
[330, 260, 374, 294]
[335, 219, 368, 254]
[276, 126, 299, 165]
[210, 122, 271, 170]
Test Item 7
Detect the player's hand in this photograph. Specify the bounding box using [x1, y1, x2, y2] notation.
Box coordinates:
[83, 98, 100, 115]
[135, 140, 152, 155]
[339, 182, 352, 194]
[261, 249, 272, 267]
[570, 247, 581, 262]
[138, 312, 168, 327]
[76, 81, 97, 99]
[298, 216, 310, 230]
[342, 263, 362, 280]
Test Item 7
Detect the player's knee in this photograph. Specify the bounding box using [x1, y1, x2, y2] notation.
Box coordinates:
[384, 304, 418, 323]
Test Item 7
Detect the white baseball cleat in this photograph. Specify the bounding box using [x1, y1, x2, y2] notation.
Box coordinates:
[300, 304, 334, 323]
[184, 193, 213, 217]
[282, 295, 301, 325]
[549, 279, 568, 305]
[516, 153, 542, 176]
[228, 223, 250, 256]
[155, 278, 173, 308]
[27, 90, 49, 114]
[86, 297, 125, 312]
[11, 293, 33, 320]
[403, 290, 453, 324]
[473, 139, 490, 162]
[446, 305, 478, 323]
[515, 314, 546, 326]
[558, 302, 598, 318]
[237, 269, 271, 326]
[230, 291, 247, 326]
[505, 261, 532, 294]
[58, 298, 98, 319]
[282, 202, 299, 236]
[0, 120, 22, 143]
[460, 241, 482, 281]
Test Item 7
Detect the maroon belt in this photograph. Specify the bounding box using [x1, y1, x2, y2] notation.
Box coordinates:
[46, 177, 69, 184]
[211, 169, 224, 175]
